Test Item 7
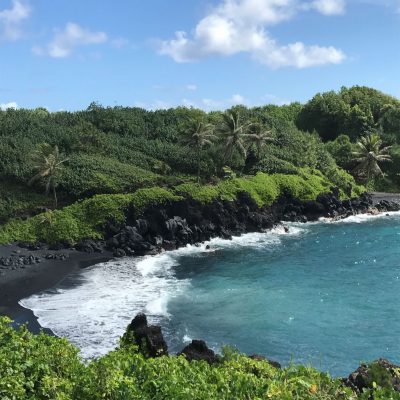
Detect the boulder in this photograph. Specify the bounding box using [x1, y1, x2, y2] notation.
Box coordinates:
[123, 313, 168, 358]
[108, 226, 155, 255]
[135, 219, 149, 235]
[75, 239, 104, 253]
[113, 248, 126, 258]
[302, 201, 326, 217]
[178, 339, 219, 364]
[344, 359, 400, 393]
[376, 200, 400, 212]
[237, 191, 259, 211]
[165, 217, 193, 243]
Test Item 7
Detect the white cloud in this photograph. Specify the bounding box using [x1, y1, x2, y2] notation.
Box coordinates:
[159, 0, 346, 69]
[0, 0, 30, 40]
[186, 84, 197, 91]
[33, 22, 107, 58]
[0, 101, 18, 110]
[230, 94, 246, 104]
[309, 0, 346, 15]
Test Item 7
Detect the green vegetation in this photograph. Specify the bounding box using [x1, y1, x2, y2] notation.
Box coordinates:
[2, 87, 400, 398]
[0, 169, 362, 245]
[296, 86, 400, 191]
[352, 134, 392, 183]
[2, 84, 400, 240]
[181, 120, 216, 182]
[28, 143, 69, 207]
[2, 316, 400, 400]
[0, 180, 52, 224]
[218, 110, 252, 163]
[246, 122, 274, 159]
[0, 188, 183, 244]
[60, 154, 161, 197]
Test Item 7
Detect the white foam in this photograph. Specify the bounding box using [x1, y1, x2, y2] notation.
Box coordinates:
[320, 210, 400, 224]
[183, 334, 192, 343]
[19, 223, 307, 359]
[202, 224, 306, 250]
[20, 254, 190, 359]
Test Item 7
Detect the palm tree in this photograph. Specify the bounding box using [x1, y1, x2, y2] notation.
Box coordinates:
[245, 123, 274, 159]
[183, 120, 216, 182]
[29, 143, 68, 207]
[218, 110, 252, 164]
[352, 134, 391, 182]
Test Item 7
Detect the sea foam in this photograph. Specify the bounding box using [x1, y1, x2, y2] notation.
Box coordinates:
[320, 210, 400, 224]
[19, 224, 305, 358]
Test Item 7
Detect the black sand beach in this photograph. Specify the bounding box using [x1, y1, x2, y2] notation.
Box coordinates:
[0, 244, 112, 333]
[0, 191, 399, 334]
[371, 192, 400, 205]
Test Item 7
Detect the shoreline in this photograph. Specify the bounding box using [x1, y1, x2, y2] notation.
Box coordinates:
[0, 191, 399, 335]
[0, 246, 113, 333]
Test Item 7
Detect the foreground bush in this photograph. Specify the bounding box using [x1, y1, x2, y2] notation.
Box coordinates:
[2, 317, 399, 399]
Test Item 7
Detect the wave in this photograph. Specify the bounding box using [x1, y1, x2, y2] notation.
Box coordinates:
[20, 212, 400, 358]
[19, 223, 306, 359]
[20, 254, 190, 358]
[319, 210, 400, 224]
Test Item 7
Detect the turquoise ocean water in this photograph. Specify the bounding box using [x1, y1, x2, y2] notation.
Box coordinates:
[21, 212, 400, 376]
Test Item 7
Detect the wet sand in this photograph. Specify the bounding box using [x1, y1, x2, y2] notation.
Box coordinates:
[1, 191, 398, 334]
[0, 244, 112, 333]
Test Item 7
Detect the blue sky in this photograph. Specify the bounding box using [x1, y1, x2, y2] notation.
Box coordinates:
[0, 0, 400, 111]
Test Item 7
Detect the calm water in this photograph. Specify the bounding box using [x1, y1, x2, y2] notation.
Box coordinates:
[21, 213, 400, 376]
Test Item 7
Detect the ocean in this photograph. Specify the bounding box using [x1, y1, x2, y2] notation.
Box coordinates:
[20, 211, 400, 376]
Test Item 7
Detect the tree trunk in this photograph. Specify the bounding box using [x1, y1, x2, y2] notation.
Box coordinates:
[197, 148, 201, 183]
[53, 184, 58, 208]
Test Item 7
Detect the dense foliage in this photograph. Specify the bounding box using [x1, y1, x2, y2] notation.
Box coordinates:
[1, 84, 400, 233]
[2, 317, 400, 400]
[2, 87, 387, 225]
[1, 88, 400, 398]
[296, 86, 400, 190]
[0, 170, 363, 245]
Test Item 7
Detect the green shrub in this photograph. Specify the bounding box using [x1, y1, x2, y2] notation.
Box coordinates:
[176, 170, 340, 207]
[59, 154, 161, 197]
[174, 183, 219, 204]
[0, 194, 134, 244]
[250, 155, 299, 175]
[4, 316, 400, 399]
[0, 317, 83, 400]
[273, 169, 330, 200]
[131, 187, 182, 214]
[0, 169, 364, 245]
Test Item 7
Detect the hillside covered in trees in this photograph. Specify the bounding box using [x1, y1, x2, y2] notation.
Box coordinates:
[0, 85, 399, 242]
[2, 88, 400, 399]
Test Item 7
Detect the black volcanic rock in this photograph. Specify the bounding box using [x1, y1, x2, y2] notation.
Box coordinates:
[75, 239, 104, 253]
[69, 188, 375, 258]
[123, 313, 168, 358]
[344, 359, 400, 393]
[376, 200, 400, 212]
[178, 340, 219, 364]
